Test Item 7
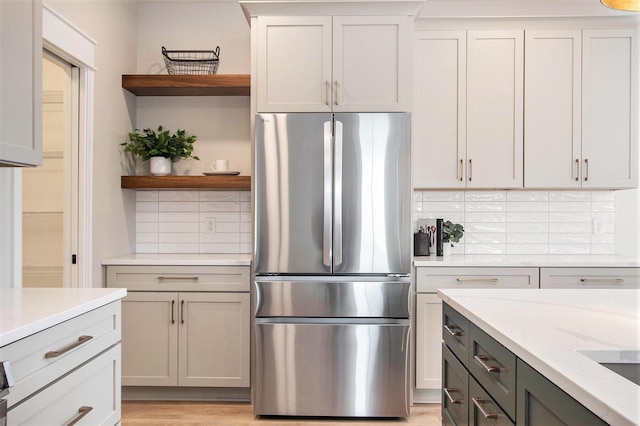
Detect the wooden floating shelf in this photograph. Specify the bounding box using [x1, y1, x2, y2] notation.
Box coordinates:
[122, 74, 251, 96]
[121, 175, 251, 190]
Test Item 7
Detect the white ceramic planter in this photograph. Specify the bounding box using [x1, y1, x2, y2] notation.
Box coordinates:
[150, 157, 171, 176]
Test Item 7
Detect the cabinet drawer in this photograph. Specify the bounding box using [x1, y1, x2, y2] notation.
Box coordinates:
[2, 302, 121, 407]
[443, 303, 470, 366]
[8, 345, 121, 425]
[469, 375, 514, 426]
[442, 343, 469, 426]
[540, 267, 640, 289]
[416, 267, 539, 292]
[106, 265, 250, 292]
[468, 323, 516, 421]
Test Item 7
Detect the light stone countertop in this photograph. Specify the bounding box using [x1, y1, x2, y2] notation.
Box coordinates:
[414, 254, 640, 267]
[438, 288, 640, 426]
[0, 288, 126, 347]
[101, 253, 252, 266]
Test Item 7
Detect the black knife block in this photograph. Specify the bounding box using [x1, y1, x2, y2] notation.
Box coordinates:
[414, 232, 430, 256]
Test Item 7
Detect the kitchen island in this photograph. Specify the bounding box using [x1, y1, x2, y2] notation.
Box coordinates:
[438, 288, 639, 426]
[0, 287, 126, 424]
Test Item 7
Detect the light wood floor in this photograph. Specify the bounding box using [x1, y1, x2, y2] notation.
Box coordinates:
[121, 401, 441, 425]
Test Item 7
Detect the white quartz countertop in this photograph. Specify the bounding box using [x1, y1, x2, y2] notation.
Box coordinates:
[0, 288, 126, 347]
[415, 254, 640, 267]
[438, 288, 640, 426]
[101, 253, 252, 266]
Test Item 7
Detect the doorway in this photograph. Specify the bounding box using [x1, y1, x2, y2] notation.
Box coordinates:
[21, 52, 79, 288]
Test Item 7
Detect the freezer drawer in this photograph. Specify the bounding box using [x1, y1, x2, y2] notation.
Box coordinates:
[255, 279, 410, 318]
[254, 321, 410, 417]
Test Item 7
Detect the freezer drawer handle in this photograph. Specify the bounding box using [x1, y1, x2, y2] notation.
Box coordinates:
[158, 276, 198, 281]
[456, 277, 499, 283]
[474, 354, 501, 373]
[443, 324, 463, 337]
[580, 278, 624, 283]
[471, 397, 499, 419]
[66, 406, 93, 426]
[45, 335, 93, 359]
[443, 387, 463, 404]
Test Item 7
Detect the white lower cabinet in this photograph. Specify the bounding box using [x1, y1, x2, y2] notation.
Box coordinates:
[414, 267, 539, 401]
[107, 265, 251, 389]
[540, 267, 640, 288]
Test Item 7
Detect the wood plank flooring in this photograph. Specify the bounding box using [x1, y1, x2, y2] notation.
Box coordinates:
[121, 401, 441, 425]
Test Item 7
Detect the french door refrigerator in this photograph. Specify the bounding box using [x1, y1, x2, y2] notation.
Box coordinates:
[253, 112, 411, 417]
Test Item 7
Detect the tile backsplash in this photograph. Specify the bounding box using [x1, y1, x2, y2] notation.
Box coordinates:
[135, 191, 251, 254]
[413, 190, 615, 255]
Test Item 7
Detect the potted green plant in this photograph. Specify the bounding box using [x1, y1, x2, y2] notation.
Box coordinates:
[121, 126, 200, 175]
[442, 221, 464, 255]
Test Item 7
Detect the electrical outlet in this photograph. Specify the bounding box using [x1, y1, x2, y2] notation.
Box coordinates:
[592, 217, 604, 234]
[206, 217, 215, 234]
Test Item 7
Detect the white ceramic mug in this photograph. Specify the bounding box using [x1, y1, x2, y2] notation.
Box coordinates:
[210, 159, 229, 172]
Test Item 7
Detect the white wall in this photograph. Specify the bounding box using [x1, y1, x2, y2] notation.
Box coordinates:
[44, 0, 138, 287]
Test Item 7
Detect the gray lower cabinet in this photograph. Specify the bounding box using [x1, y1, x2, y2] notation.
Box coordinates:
[516, 359, 607, 426]
[443, 303, 606, 425]
[106, 265, 250, 389]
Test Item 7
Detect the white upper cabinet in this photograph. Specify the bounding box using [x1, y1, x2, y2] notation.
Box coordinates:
[0, 0, 42, 167]
[257, 16, 408, 112]
[582, 29, 638, 189]
[413, 30, 523, 189]
[525, 29, 638, 189]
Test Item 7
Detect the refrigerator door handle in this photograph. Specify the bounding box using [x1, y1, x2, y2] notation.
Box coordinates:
[323, 120, 333, 267]
[333, 120, 343, 267]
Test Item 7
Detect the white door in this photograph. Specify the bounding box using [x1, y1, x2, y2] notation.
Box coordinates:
[413, 31, 467, 188]
[582, 29, 639, 189]
[257, 16, 332, 112]
[415, 294, 444, 392]
[333, 16, 408, 112]
[524, 30, 582, 188]
[467, 30, 524, 189]
[22, 52, 79, 288]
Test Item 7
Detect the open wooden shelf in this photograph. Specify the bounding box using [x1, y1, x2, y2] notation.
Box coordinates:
[121, 175, 251, 190]
[122, 74, 250, 96]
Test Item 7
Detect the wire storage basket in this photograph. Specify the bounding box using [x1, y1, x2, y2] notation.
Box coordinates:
[162, 46, 220, 75]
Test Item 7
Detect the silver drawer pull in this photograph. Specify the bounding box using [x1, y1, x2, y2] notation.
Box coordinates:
[580, 278, 624, 283]
[66, 406, 93, 426]
[456, 277, 499, 283]
[474, 354, 501, 373]
[472, 397, 498, 419]
[158, 276, 199, 281]
[443, 387, 463, 404]
[444, 324, 463, 337]
[45, 335, 93, 359]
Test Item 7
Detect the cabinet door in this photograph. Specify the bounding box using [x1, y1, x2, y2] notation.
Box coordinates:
[178, 292, 250, 387]
[524, 30, 582, 188]
[516, 359, 607, 426]
[121, 292, 178, 386]
[442, 343, 469, 426]
[540, 267, 640, 288]
[582, 29, 639, 189]
[0, 0, 42, 166]
[467, 31, 524, 189]
[333, 16, 408, 112]
[415, 294, 444, 390]
[257, 16, 332, 112]
[413, 31, 467, 188]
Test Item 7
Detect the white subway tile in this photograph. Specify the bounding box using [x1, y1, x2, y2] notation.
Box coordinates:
[464, 244, 506, 254]
[549, 212, 590, 223]
[423, 201, 464, 212]
[159, 233, 199, 243]
[239, 192, 251, 202]
[506, 244, 549, 255]
[590, 202, 615, 212]
[604, 223, 615, 234]
[159, 212, 199, 222]
[465, 191, 506, 202]
[239, 243, 252, 254]
[240, 233, 252, 243]
[136, 212, 159, 222]
[548, 191, 590, 202]
[422, 191, 465, 202]
[507, 233, 548, 244]
[160, 222, 199, 233]
[159, 191, 199, 202]
[464, 223, 507, 233]
[240, 201, 251, 212]
[549, 223, 591, 234]
[137, 222, 159, 233]
[159, 243, 199, 253]
[136, 191, 158, 202]
[549, 244, 590, 254]
[199, 212, 239, 223]
[506, 222, 548, 233]
[506, 212, 548, 223]
[199, 243, 240, 254]
[240, 212, 252, 223]
[136, 202, 159, 212]
[200, 201, 241, 212]
[412, 192, 423, 202]
[136, 233, 159, 243]
[507, 201, 548, 212]
[464, 234, 506, 244]
[441, 213, 465, 223]
[549, 234, 591, 244]
[549, 202, 590, 212]
[450, 244, 465, 255]
[159, 201, 198, 212]
[240, 222, 252, 233]
[215, 222, 241, 233]
[200, 192, 240, 202]
[465, 212, 506, 223]
[591, 191, 615, 201]
[596, 212, 616, 223]
[412, 201, 423, 212]
[200, 233, 241, 243]
[590, 234, 614, 244]
[506, 191, 549, 202]
[464, 202, 506, 212]
[136, 243, 158, 253]
[590, 244, 615, 255]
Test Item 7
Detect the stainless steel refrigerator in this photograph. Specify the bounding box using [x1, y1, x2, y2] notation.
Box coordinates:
[253, 112, 411, 417]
